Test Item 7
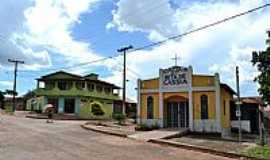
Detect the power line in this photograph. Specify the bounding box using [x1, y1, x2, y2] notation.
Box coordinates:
[19, 57, 113, 73]
[129, 3, 270, 53]
[9, 3, 270, 75]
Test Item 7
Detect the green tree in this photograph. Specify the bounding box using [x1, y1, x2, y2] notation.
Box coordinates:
[252, 31, 270, 104]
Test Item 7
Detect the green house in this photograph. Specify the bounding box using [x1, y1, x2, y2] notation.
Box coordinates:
[27, 71, 121, 119]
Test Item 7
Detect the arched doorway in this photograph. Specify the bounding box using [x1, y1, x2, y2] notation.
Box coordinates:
[164, 96, 189, 128]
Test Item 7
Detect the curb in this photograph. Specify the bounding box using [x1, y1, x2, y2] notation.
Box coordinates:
[26, 115, 47, 119]
[25, 115, 94, 121]
[81, 124, 128, 138]
[148, 139, 267, 160]
[80, 125, 266, 160]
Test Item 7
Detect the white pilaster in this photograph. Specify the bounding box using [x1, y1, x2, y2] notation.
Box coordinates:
[159, 68, 164, 127]
[159, 92, 163, 127]
[137, 79, 141, 124]
[215, 73, 221, 132]
[188, 66, 193, 131]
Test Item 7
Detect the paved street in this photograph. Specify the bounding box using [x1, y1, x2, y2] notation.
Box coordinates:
[0, 114, 237, 160]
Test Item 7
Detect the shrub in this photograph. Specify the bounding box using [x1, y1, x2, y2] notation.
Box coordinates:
[135, 123, 160, 131]
[91, 103, 104, 116]
[113, 113, 126, 124]
[246, 145, 270, 159]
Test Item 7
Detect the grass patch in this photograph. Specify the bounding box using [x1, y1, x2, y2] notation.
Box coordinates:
[245, 145, 270, 159]
[3, 105, 14, 114]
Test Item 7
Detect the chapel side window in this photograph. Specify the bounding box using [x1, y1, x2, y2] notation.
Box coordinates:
[147, 96, 154, 119]
[200, 95, 208, 119]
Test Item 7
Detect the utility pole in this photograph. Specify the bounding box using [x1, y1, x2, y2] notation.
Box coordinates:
[258, 105, 265, 146]
[8, 59, 24, 112]
[236, 66, 242, 143]
[117, 45, 133, 115]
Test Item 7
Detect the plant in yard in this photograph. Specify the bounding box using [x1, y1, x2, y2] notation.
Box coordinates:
[252, 31, 270, 146]
[135, 123, 149, 131]
[246, 145, 270, 159]
[113, 113, 126, 125]
[135, 123, 160, 131]
[152, 122, 160, 130]
[91, 103, 104, 116]
[252, 31, 270, 104]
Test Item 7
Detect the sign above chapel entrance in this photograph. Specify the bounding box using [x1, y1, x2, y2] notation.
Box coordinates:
[160, 66, 190, 88]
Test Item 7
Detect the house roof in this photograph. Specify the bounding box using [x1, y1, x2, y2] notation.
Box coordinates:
[220, 83, 236, 95]
[238, 96, 266, 106]
[38, 71, 82, 80]
[37, 71, 120, 89]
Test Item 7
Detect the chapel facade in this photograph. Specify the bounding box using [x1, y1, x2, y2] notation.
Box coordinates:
[137, 66, 235, 137]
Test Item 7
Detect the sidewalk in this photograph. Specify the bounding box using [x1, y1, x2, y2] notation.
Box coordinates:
[128, 128, 188, 141]
[82, 122, 189, 141]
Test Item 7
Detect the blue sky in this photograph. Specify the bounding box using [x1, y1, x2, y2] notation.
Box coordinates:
[0, 0, 270, 100]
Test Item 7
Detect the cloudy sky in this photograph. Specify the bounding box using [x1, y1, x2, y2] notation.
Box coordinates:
[0, 0, 270, 100]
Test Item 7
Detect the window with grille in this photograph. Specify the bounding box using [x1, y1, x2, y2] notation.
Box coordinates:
[147, 96, 154, 119]
[201, 95, 208, 119]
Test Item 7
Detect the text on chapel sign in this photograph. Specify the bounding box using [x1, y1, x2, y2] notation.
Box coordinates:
[161, 66, 189, 88]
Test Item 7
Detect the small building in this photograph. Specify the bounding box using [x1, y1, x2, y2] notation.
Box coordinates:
[4, 97, 26, 111]
[230, 97, 264, 133]
[114, 98, 137, 119]
[27, 71, 121, 119]
[137, 66, 235, 137]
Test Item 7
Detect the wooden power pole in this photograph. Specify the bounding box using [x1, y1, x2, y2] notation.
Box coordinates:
[117, 45, 133, 115]
[236, 66, 242, 143]
[8, 59, 24, 112]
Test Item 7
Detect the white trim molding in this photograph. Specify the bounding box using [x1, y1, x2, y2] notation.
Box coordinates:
[141, 89, 159, 93]
[192, 86, 215, 91]
[214, 73, 221, 132]
[160, 88, 189, 93]
[188, 66, 193, 131]
[137, 79, 141, 124]
[159, 68, 164, 127]
[159, 92, 164, 127]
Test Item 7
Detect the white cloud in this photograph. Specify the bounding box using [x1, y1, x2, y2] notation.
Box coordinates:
[107, 0, 270, 97]
[0, 0, 103, 71]
[0, 0, 51, 69]
[22, 0, 102, 65]
[0, 81, 13, 88]
[107, 0, 177, 41]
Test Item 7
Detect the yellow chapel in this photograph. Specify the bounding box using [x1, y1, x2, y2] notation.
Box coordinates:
[137, 66, 235, 137]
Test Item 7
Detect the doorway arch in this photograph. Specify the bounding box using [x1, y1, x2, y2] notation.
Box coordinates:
[164, 95, 189, 128]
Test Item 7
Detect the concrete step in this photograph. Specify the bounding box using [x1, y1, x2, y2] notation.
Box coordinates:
[128, 128, 189, 141]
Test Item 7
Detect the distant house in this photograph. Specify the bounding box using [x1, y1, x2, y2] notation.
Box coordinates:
[4, 97, 25, 111]
[27, 71, 122, 119]
[114, 98, 137, 119]
[230, 97, 265, 133]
